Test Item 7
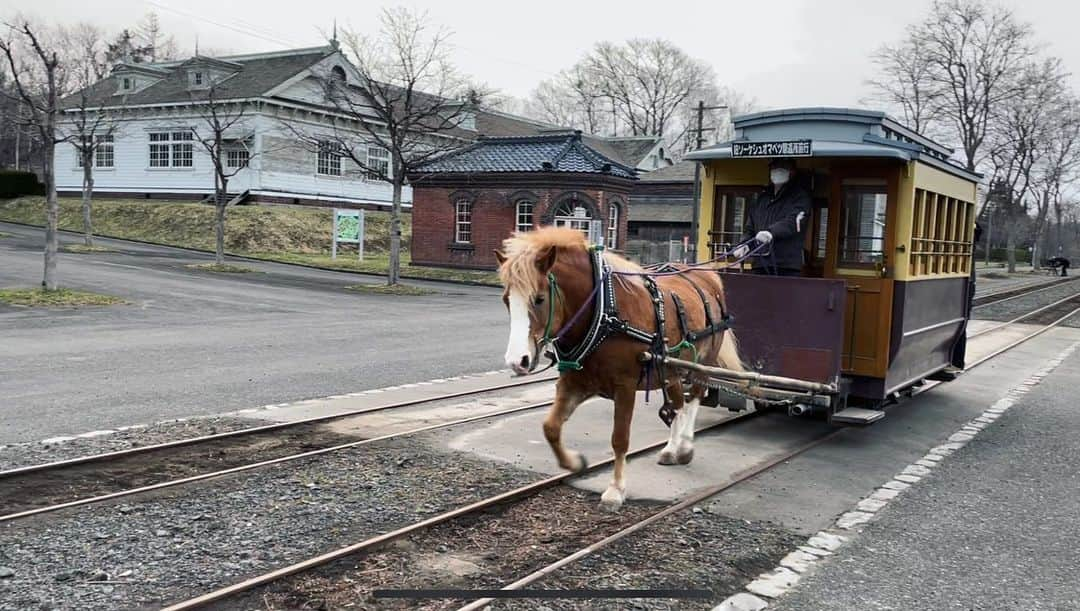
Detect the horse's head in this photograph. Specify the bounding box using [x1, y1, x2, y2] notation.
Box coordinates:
[495, 244, 559, 375]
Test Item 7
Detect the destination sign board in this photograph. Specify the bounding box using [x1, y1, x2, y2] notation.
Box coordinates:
[731, 140, 812, 158]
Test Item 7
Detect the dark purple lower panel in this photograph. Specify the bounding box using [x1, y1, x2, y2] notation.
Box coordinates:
[885, 278, 968, 395]
[719, 273, 846, 385]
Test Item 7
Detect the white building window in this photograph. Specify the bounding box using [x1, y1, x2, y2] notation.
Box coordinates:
[122, 77, 133, 91]
[317, 141, 342, 176]
[455, 200, 472, 243]
[193, 72, 203, 86]
[149, 131, 193, 168]
[95, 135, 114, 168]
[607, 202, 620, 249]
[365, 146, 389, 181]
[515, 200, 533, 233]
[225, 146, 249, 169]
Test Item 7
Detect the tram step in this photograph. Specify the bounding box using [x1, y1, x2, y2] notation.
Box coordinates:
[832, 407, 885, 425]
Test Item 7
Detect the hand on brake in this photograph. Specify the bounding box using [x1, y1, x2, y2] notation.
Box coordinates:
[755, 230, 773, 244]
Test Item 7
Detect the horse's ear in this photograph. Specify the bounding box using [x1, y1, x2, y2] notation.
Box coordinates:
[535, 246, 557, 273]
[494, 250, 507, 266]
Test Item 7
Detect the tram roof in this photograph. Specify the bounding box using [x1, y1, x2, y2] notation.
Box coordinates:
[685, 107, 981, 184]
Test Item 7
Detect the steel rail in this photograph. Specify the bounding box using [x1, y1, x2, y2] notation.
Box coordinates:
[453, 305, 1080, 610]
[973, 276, 1079, 310]
[0, 373, 557, 480]
[454, 428, 845, 611]
[158, 410, 765, 611]
[968, 291, 1080, 339]
[160, 304, 1080, 610]
[0, 400, 555, 523]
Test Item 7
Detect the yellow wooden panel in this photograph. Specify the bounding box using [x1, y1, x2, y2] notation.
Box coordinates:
[913, 162, 978, 202]
[841, 278, 894, 377]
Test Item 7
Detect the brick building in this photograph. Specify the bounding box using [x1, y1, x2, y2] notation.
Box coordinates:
[408, 131, 637, 270]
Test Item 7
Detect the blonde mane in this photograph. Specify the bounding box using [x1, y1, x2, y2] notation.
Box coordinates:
[498, 226, 644, 293]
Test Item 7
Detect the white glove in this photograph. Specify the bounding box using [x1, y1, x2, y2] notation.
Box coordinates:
[755, 230, 773, 244]
[732, 244, 749, 259]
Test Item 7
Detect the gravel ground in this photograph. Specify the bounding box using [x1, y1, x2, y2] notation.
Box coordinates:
[0, 436, 542, 611]
[0, 415, 265, 473]
[972, 280, 1080, 327]
[230, 487, 798, 611]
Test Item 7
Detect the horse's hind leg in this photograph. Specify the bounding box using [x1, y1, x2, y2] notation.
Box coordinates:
[543, 379, 587, 473]
[601, 383, 637, 512]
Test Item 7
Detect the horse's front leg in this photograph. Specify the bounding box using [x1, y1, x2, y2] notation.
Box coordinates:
[543, 379, 588, 473]
[600, 383, 637, 512]
[658, 379, 694, 465]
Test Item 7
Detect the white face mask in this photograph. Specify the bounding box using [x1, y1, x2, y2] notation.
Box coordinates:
[770, 168, 790, 186]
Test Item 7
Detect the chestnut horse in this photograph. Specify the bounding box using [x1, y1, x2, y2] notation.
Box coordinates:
[495, 227, 745, 511]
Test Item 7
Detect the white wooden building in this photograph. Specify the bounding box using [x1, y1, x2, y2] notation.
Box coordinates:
[55, 44, 414, 209]
[56, 44, 676, 210]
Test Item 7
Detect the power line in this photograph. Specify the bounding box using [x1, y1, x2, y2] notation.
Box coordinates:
[143, 0, 307, 50]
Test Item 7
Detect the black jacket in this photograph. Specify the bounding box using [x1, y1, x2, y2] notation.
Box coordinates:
[743, 183, 811, 270]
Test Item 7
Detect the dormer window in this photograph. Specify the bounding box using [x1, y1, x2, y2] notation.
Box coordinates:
[189, 70, 210, 89]
[330, 66, 346, 84]
[122, 77, 133, 91]
[194, 72, 204, 86]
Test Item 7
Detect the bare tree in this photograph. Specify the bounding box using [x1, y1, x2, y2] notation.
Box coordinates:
[1031, 94, 1080, 261]
[866, 39, 942, 135]
[137, 12, 177, 62]
[527, 67, 611, 134]
[1, 18, 68, 289]
[914, 0, 1036, 173]
[58, 23, 120, 247]
[297, 8, 480, 285]
[986, 59, 1066, 272]
[188, 82, 256, 265]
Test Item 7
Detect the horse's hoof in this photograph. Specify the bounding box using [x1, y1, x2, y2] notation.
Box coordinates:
[600, 487, 624, 512]
[676, 445, 695, 465]
[657, 448, 678, 465]
[565, 451, 588, 473]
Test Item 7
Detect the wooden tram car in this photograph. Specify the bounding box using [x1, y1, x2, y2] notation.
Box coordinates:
[683, 108, 982, 424]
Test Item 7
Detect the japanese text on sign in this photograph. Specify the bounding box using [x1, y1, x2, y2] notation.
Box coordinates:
[731, 140, 812, 158]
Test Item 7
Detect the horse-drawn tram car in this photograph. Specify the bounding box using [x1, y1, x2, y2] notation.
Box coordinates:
[678, 107, 982, 424]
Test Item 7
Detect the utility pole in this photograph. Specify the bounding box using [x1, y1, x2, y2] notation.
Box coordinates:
[984, 203, 993, 267]
[689, 101, 727, 263]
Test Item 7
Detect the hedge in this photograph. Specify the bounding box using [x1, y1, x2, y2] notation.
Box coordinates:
[0, 170, 45, 199]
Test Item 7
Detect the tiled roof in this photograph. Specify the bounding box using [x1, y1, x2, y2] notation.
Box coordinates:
[414, 132, 637, 179]
[65, 47, 333, 108]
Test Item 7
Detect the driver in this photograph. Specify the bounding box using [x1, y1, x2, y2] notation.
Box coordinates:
[732, 157, 811, 276]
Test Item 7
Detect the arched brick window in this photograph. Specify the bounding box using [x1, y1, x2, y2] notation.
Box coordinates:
[515, 200, 534, 233]
[607, 200, 621, 249]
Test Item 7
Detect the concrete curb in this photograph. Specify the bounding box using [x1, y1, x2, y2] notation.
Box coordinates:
[712, 339, 1080, 611]
[0, 369, 515, 452]
[0, 219, 502, 288]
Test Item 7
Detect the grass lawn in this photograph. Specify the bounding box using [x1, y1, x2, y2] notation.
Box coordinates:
[345, 283, 436, 296]
[186, 262, 257, 273]
[0, 197, 501, 286]
[61, 244, 119, 254]
[0, 232, 12, 238]
[0, 288, 125, 307]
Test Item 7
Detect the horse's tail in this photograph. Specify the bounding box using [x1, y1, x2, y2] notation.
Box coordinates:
[716, 327, 746, 373]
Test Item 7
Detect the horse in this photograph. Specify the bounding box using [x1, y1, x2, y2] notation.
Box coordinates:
[495, 226, 746, 511]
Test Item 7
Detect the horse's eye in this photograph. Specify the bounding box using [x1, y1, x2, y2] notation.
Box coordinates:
[534, 295, 545, 306]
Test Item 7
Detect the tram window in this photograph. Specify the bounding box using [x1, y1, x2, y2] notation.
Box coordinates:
[710, 189, 754, 255]
[839, 187, 887, 265]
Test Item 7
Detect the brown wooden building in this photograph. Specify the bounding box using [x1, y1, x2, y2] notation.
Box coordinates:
[407, 131, 637, 270]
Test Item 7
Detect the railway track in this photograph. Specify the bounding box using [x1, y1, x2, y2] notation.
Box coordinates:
[158, 303, 1080, 610]
[0, 374, 556, 522]
[972, 275, 1079, 309]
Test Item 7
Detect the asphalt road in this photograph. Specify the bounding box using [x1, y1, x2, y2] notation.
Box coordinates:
[772, 348, 1080, 611]
[0, 222, 508, 443]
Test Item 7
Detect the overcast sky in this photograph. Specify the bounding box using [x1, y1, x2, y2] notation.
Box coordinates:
[7, 0, 1080, 113]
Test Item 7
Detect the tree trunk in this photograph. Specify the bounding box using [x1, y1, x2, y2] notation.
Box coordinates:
[215, 183, 227, 266]
[1006, 215, 1017, 273]
[81, 159, 94, 247]
[388, 178, 403, 285]
[42, 136, 59, 290]
[1055, 202, 1064, 255]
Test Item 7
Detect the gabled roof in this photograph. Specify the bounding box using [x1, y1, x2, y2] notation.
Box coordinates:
[65, 46, 334, 108]
[603, 136, 664, 168]
[412, 131, 637, 179]
[638, 160, 696, 182]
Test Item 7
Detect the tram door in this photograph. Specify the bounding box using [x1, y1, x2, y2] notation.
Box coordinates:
[827, 172, 897, 379]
